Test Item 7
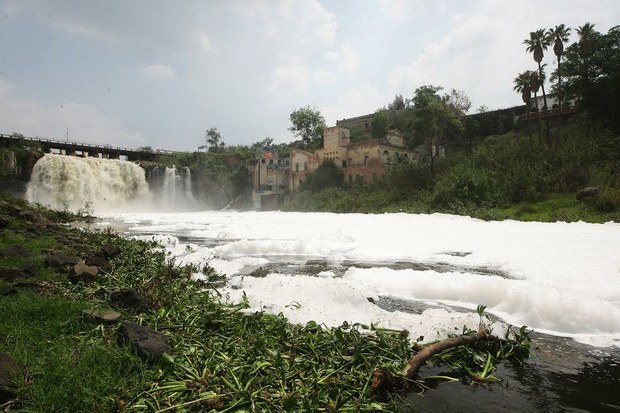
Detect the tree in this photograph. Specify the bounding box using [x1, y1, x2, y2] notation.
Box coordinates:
[300, 160, 344, 192]
[251, 137, 274, 153]
[444, 88, 472, 115]
[205, 127, 224, 152]
[524, 29, 551, 111]
[288, 106, 326, 149]
[410, 85, 463, 178]
[387, 94, 406, 111]
[548, 24, 571, 110]
[562, 25, 620, 132]
[513, 71, 532, 105]
[371, 109, 390, 139]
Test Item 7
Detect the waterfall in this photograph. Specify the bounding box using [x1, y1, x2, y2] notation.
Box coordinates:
[152, 165, 196, 210]
[26, 154, 150, 212]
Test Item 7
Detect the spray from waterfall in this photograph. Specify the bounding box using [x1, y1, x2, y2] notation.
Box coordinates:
[26, 154, 151, 212]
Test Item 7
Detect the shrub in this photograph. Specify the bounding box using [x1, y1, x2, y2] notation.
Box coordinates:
[431, 164, 498, 208]
[300, 160, 344, 192]
[590, 188, 620, 213]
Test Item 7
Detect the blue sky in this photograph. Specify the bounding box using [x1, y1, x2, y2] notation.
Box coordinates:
[1, 0, 618, 151]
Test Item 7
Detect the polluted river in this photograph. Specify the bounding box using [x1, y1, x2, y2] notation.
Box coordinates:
[28, 154, 620, 412]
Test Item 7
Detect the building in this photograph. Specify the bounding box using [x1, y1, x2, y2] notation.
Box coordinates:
[290, 149, 317, 191]
[247, 150, 290, 210]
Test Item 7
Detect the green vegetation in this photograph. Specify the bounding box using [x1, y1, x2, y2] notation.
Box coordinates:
[284, 23, 620, 223]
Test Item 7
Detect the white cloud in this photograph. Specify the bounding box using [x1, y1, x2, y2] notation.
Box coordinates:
[323, 44, 358, 74]
[195, 30, 217, 52]
[0, 79, 144, 147]
[141, 64, 176, 80]
[378, 0, 448, 25]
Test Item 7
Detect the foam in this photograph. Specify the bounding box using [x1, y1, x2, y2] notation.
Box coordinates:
[103, 210, 620, 347]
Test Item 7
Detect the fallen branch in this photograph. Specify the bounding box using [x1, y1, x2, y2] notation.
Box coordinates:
[403, 322, 499, 381]
[371, 322, 503, 396]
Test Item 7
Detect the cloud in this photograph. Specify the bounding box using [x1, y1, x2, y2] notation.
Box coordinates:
[141, 64, 176, 80]
[195, 30, 217, 52]
[323, 44, 358, 74]
[378, 0, 448, 25]
[0, 79, 144, 147]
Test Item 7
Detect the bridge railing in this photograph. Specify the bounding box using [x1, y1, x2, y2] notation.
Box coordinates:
[0, 133, 176, 154]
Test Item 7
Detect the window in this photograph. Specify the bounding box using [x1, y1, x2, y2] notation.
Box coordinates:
[364, 155, 368, 165]
[269, 159, 273, 164]
[261, 159, 265, 164]
[342, 160, 346, 168]
[304, 162, 308, 171]
[295, 162, 299, 172]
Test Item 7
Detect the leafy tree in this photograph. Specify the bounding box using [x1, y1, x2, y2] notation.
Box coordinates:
[371, 109, 390, 139]
[289, 106, 326, 149]
[444, 88, 472, 115]
[562, 25, 620, 132]
[205, 127, 224, 152]
[387, 94, 406, 110]
[410, 85, 463, 178]
[300, 160, 344, 192]
[251, 137, 274, 153]
[524, 29, 551, 111]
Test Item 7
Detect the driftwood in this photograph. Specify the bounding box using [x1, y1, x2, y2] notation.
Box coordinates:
[371, 322, 501, 395]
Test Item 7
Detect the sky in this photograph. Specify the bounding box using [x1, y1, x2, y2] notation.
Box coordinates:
[1, 1, 618, 151]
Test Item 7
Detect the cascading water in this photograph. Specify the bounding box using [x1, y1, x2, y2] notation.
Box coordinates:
[26, 154, 151, 212]
[154, 165, 196, 210]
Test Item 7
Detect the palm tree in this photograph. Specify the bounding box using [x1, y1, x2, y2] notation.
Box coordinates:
[576, 22, 596, 55]
[548, 24, 571, 110]
[523, 29, 551, 113]
[529, 68, 547, 113]
[576, 23, 597, 99]
[513, 71, 532, 106]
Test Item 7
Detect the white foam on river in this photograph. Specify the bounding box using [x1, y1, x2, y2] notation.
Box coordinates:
[100, 210, 620, 347]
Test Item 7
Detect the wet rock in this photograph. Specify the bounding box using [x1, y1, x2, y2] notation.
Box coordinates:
[0, 244, 30, 258]
[119, 321, 170, 360]
[86, 253, 111, 273]
[100, 244, 121, 259]
[576, 186, 600, 201]
[0, 214, 10, 228]
[68, 262, 99, 284]
[0, 352, 25, 403]
[111, 288, 149, 312]
[18, 210, 53, 229]
[82, 309, 122, 324]
[45, 251, 79, 269]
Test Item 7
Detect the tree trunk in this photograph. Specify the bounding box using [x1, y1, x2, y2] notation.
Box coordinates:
[538, 61, 548, 112]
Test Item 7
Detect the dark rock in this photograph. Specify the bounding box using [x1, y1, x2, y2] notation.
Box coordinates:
[0, 282, 43, 296]
[576, 186, 600, 201]
[111, 288, 149, 312]
[68, 262, 99, 284]
[18, 210, 53, 229]
[45, 251, 79, 268]
[86, 253, 111, 273]
[0, 268, 27, 282]
[0, 244, 30, 258]
[0, 352, 25, 403]
[82, 309, 122, 324]
[118, 321, 171, 360]
[0, 214, 10, 228]
[100, 244, 121, 259]
[18, 261, 37, 277]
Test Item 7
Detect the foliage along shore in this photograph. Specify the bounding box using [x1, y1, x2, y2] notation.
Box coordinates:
[0, 194, 531, 412]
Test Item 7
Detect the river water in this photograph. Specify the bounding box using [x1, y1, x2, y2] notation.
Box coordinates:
[93, 210, 620, 412]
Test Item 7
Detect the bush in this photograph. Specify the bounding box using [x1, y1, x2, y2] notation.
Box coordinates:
[300, 160, 344, 192]
[431, 164, 498, 208]
[590, 188, 620, 213]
